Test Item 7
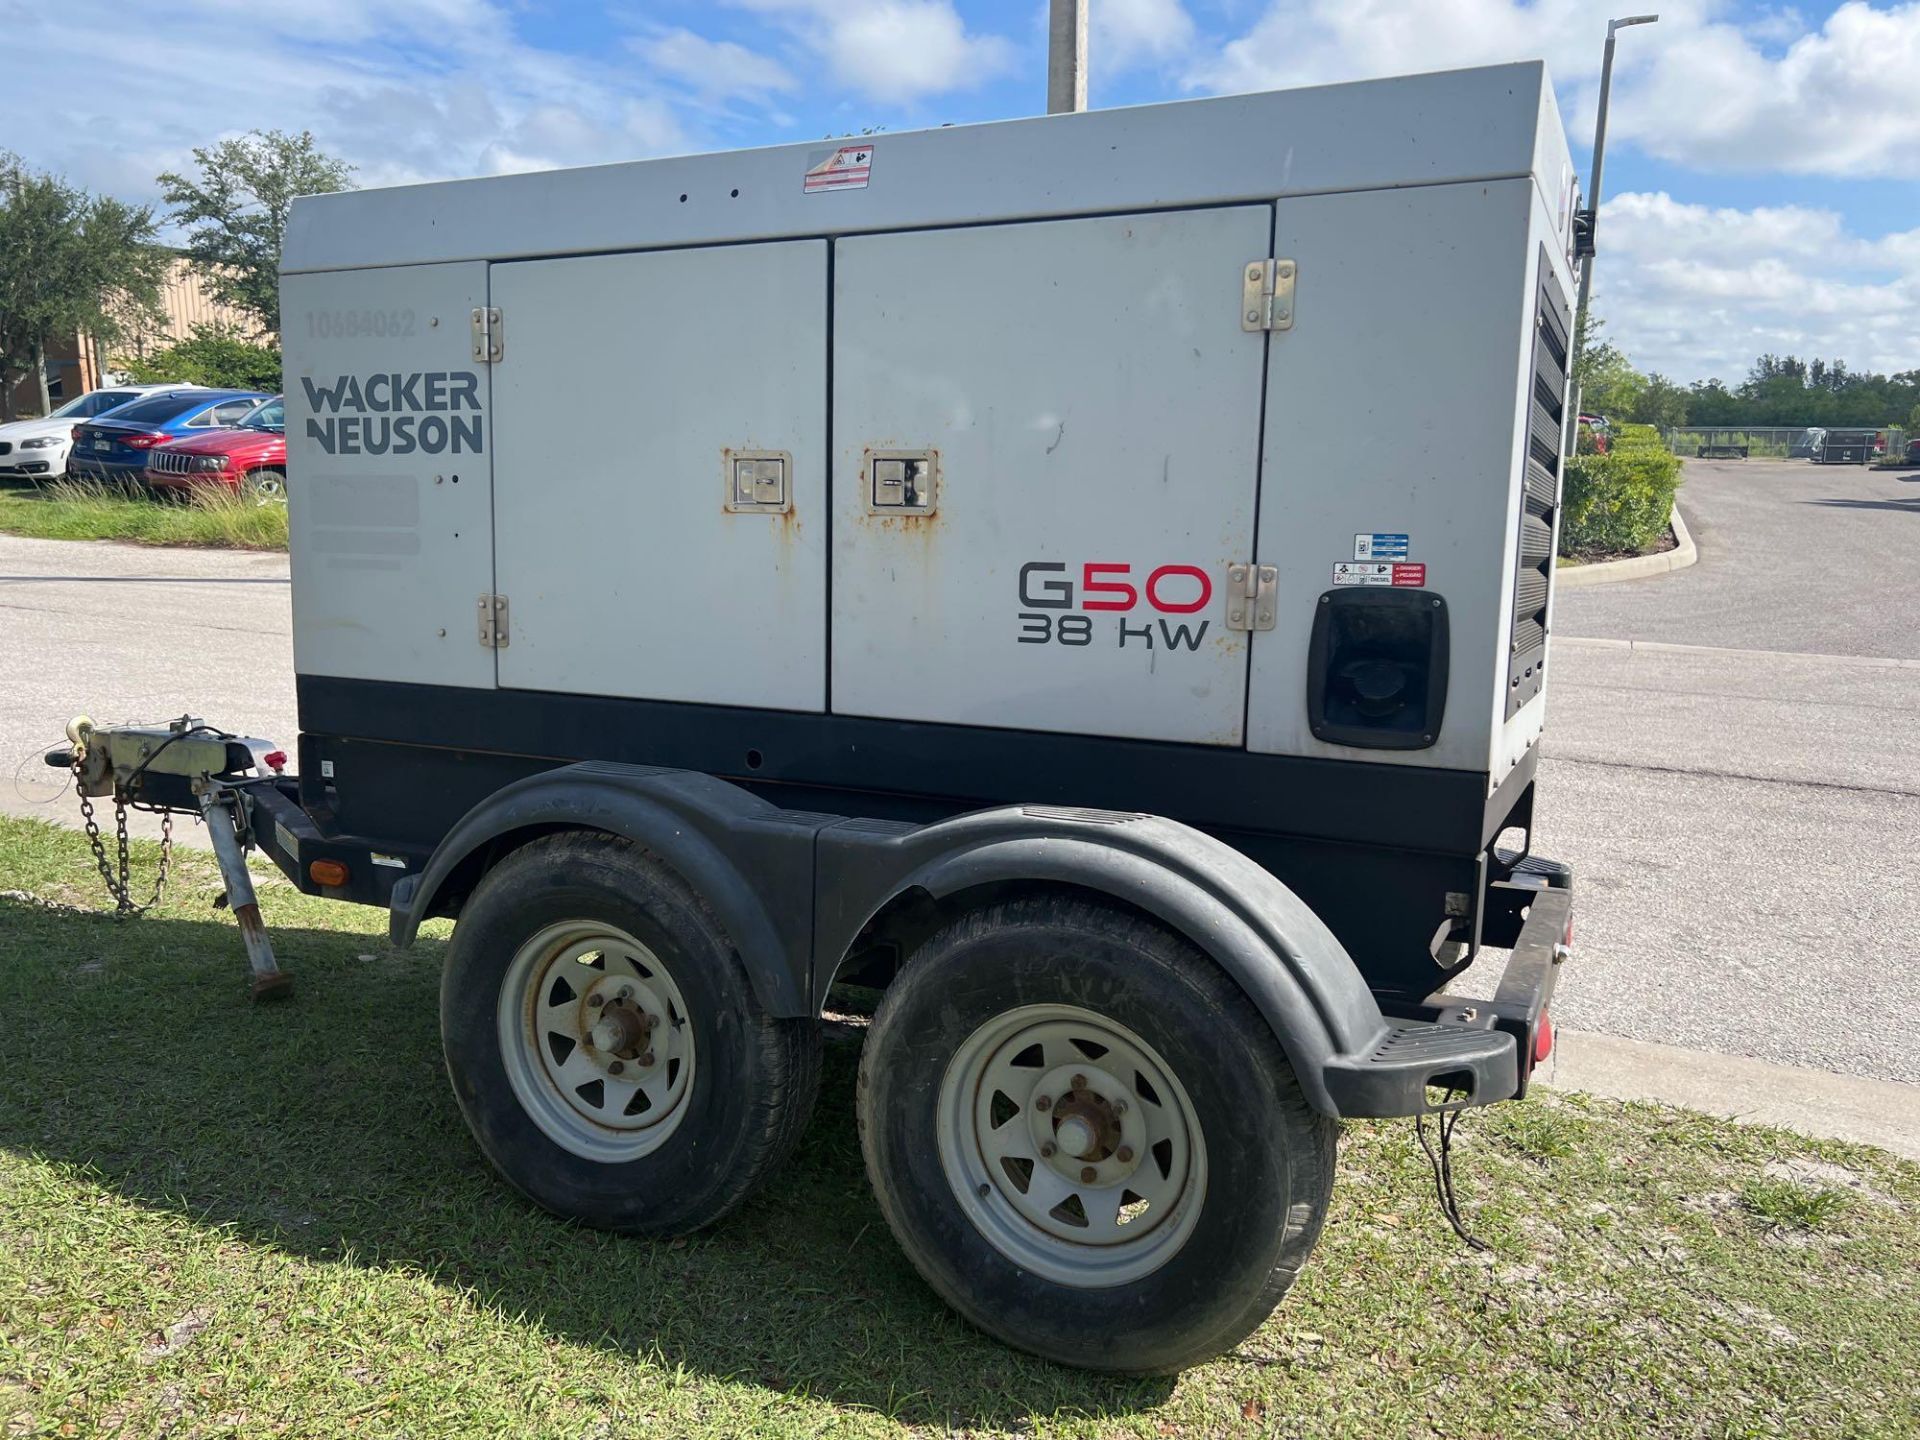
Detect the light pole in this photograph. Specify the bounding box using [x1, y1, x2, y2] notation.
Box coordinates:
[1566, 13, 1658, 454]
[1048, 0, 1088, 114]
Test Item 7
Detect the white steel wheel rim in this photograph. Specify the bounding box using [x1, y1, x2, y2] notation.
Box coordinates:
[937, 1003, 1207, 1288]
[497, 920, 696, 1162]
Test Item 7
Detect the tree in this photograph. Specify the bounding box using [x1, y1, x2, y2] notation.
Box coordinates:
[159, 130, 354, 336]
[0, 154, 168, 417]
[1628, 372, 1689, 430]
[123, 323, 280, 391]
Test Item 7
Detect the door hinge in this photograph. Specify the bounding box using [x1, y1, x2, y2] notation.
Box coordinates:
[471, 306, 504, 363]
[477, 593, 509, 648]
[1241, 259, 1296, 332]
[1225, 563, 1277, 631]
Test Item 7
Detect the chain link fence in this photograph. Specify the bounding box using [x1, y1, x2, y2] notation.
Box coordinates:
[1661, 426, 1912, 463]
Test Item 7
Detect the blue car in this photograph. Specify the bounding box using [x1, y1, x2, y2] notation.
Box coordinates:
[67, 388, 273, 485]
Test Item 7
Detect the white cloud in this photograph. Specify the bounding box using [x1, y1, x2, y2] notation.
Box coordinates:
[727, 0, 1016, 104]
[1190, 0, 1920, 180]
[7, 0, 697, 198]
[637, 27, 799, 103]
[1096, 0, 1197, 72]
[1614, 2, 1920, 179]
[1593, 192, 1920, 380]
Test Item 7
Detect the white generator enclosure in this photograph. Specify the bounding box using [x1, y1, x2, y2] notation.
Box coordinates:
[282, 62, 1578, 987]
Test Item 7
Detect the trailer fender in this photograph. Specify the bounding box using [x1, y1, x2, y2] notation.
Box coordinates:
[813, 807, 1396, 1117]
[389, 762, 823, 1017]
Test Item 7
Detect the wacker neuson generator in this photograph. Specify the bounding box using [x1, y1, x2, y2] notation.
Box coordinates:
[50, 61, 1580, 1371]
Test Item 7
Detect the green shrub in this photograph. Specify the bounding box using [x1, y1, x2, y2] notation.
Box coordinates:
[1560, 422, 1682, 557]
[123, 323, 281, 392]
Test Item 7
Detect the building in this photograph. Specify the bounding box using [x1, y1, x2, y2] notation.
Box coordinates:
[1, 256, 255, 418]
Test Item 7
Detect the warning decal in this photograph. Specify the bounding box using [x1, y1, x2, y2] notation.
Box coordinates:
[804, 144, 873, 193]
[1332, 562, 1427, 588]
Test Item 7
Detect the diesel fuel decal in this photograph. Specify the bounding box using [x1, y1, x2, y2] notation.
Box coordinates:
[300, 371, 484, 456]
[1017, 562, 1212, 650]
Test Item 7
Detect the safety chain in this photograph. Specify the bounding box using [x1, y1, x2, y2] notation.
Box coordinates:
[72, 753, 173, 917]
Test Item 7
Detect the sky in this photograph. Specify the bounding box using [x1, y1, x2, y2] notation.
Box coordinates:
[7, 0, 1917, 385]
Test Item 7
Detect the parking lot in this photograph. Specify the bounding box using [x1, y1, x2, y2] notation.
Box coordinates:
[3, 457, 1916, 1091]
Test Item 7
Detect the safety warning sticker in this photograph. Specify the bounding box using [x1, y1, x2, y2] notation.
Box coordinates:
[1353, 532, 1410, 560]
[1332, 562, 1427, 587]
[804, 144, 873, 193]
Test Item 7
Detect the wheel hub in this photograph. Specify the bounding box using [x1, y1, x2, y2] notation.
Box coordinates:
[496, 921, 696, 1162]
[937, 1004, 1207, 1289]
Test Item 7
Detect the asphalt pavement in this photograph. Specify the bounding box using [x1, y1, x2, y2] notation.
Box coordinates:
[0, 535, 294, 835]
[1555, 457, 1920, 659]
[1528, 460, 1920, 1084]
[1, 461, 1916, 1091]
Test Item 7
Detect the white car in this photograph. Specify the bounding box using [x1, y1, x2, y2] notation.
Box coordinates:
[0, 384, 206, 482]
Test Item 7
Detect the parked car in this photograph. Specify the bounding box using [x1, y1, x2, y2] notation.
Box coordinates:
[145, 396, 287, 502]
[66, 388, 272, 485]
[1905, 437, 1920, 466]
[0, 384, 199, 483]
[1577, 413, 1610, 454]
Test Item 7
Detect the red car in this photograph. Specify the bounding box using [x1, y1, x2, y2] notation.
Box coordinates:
[145, 395, 286, 502]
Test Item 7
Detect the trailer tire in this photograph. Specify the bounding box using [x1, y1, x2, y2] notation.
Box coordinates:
[858, 895, 1336, 1373]
[441, 831, 820, 1235]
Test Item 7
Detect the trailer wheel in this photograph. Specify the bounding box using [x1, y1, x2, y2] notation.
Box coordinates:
[441, 831, 820, 1234]
[858, 896, 1336, 1373]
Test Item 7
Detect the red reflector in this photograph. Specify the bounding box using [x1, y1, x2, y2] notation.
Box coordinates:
[1533, 1008, 1555, 1066]
[263, 750, 288, 773]
[309, 859, 350, 887]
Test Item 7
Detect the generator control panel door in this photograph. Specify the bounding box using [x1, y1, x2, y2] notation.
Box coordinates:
[489, 241, 828, 711]
[832, 207, 1271, 746]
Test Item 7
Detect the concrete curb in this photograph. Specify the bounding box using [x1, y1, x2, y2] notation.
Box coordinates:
[1540, 1027, 1920, 1162]
[1555, 503, 1696, 589]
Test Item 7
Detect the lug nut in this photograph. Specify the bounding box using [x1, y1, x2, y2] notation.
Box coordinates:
[608, 1061, 625, 1074]
[1116, 1145, 1134, 1163]
[1035, 1095, 1052, 1112]
[1080, 1166, 1097, 1183]
[588, 994, 605, 1008]
[1113, 1100, 1127, 1115]
[1040, 1142, 1056, 1158]
[1071, 1074, 1087, 1090]
[639, 1051, 655, 1067]
[617, 986, 633, 1001]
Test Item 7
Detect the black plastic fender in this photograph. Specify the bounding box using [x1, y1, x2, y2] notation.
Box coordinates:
[388, 762, 827, 1017]
[393, 769, 1498, 1117]
[812, 805, 1394, 1117]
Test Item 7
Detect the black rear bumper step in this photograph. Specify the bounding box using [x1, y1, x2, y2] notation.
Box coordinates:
[1323, 1020, 1518, 1117]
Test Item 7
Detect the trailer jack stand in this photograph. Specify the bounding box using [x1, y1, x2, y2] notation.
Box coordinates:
[195, 780, 292, 1002]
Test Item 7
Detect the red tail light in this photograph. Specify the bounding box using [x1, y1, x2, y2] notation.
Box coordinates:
[72, 425, 85, 441]
[1533, 1007, 1555, 1065]
[122, 432, 172, 449]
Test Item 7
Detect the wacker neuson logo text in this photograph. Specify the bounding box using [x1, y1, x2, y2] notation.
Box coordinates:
[301, 371, 484, 455]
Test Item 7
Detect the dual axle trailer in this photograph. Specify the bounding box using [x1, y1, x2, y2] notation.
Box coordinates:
[53, 62, 1581, 1372]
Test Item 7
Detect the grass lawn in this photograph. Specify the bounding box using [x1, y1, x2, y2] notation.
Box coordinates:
[0, 479, 287, 551]
[1, 814, 1916, 1438]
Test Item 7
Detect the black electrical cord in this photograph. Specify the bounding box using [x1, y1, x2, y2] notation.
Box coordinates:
[1415, 1096, 1489, 1252]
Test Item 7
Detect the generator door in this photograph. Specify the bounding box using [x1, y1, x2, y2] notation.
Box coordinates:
[831, 207, 1271, 746]
[490, 241, 828, 710]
